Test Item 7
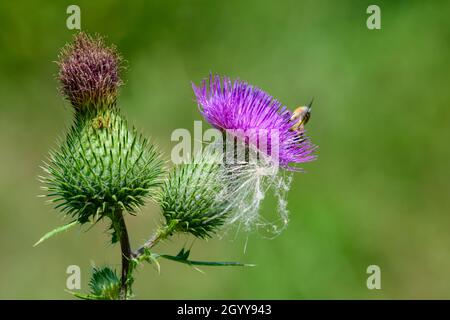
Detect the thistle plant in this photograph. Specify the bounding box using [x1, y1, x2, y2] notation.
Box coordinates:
[37, 32, 317, 299]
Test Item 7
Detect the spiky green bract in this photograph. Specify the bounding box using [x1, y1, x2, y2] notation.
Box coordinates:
[44, 107, 164, 224]
[89, 266, 121, 300]
[160, 150, 232, 239]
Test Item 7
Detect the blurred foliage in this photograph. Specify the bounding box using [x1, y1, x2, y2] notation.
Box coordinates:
[0, 0, 449, 299]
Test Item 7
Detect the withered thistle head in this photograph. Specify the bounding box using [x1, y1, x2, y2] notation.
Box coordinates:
[58, 32, 122, 111]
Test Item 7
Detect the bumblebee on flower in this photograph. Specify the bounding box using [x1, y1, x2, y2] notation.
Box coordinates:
[192, 74, 317, 234]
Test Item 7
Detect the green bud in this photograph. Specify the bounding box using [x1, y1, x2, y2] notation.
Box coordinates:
[43, 108, 164, 223]
[159, 150, 231, 239]
[88, 266, 121, 300]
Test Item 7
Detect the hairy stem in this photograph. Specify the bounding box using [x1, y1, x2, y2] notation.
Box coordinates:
[134, 232, 162, 258]
[133, 223, 175, 258]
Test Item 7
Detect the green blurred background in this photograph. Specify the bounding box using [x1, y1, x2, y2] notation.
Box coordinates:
[0, 0, 449, 299]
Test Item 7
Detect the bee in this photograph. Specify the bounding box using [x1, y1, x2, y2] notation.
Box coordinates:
[290, 98, 313, 132]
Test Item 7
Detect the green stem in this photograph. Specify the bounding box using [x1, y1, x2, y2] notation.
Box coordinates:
[133, 222, 176, 258]
[114, 210, 132, 300]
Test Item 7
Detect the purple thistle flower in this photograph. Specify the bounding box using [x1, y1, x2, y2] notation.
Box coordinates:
[57, 32, 122, 111]
[193, 75, 317, 170]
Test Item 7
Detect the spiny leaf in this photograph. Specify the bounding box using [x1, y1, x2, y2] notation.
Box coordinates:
[66, 290, 103, 300]
[159, 254, 255, 267]
[134, 248, 161, 273]
[154, 248, 255, 267]
[33, 220, 78, 247]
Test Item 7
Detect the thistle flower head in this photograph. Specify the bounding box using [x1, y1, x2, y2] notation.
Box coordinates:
[193, 75, 316, 170]
[58, 32, 122, 111]
[43, 110, 164, 225]
[159, 149, 231, 238]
